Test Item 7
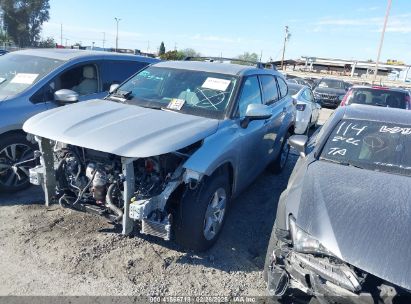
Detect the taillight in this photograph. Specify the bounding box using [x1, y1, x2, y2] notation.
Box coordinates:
[296, 104, 306, 111]
[340, 89, 352, 106]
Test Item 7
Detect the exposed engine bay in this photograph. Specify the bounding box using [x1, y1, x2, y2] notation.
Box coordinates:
[30, 140, 197, 240]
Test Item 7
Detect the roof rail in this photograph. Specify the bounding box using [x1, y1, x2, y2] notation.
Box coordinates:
[183, 56, 276, 70]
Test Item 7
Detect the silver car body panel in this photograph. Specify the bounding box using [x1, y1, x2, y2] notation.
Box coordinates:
[23, 99, 219, 158]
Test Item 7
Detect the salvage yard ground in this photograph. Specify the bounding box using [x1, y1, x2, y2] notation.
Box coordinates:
[0, 109, 333, 297]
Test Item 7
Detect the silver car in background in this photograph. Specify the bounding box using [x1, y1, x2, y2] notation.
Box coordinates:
[288, 83, 321, 134]
[0, 49, 158, 192]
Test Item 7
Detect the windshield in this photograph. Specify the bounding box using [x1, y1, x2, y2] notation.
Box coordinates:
[320, 119, 411, 177]
[346, 88, 408, 109]
[112, 66, 238, 119]
[0, 53, 64, 98]
[318, 79, 345, 90]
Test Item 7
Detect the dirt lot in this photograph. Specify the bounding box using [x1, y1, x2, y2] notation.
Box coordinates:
[0, 109, 333, 298]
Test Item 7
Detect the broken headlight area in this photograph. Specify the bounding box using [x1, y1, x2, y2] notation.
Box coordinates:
[267, 220, 411, 302]
[30, 140, 193, 240]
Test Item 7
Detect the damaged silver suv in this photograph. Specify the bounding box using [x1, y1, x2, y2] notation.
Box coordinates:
[23, 58, 295, 251]
[264, 104, 411, 302]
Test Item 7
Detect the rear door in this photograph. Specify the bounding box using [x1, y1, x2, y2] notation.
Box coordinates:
[259, 74, 288, 164]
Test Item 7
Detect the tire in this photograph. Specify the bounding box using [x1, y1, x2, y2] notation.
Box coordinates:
[268, 131, 291, 174]
[0, 133, 36, 192]
[174, 172, 230, 252]
[263, 220, 279, 282]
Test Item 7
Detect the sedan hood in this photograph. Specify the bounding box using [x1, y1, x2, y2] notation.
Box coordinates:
[23, 99, 219, 157]
[313, 87, 346, 96]
[297, 161, 411, 290]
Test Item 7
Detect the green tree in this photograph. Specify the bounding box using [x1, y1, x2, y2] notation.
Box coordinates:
[160, 50, 185, 61]
[159, 41, 165, 56]
[37, 36, 55, 48]
[180, 48, 200, 58]
[0, 0, 50, 47]
[234, 52, 259, 65]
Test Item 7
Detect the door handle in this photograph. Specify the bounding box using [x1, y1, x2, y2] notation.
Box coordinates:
[282, 107, 287, 113]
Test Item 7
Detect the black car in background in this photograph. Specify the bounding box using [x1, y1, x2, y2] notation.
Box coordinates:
[341, 85, 411, 110]
[313, 78, 351, 108]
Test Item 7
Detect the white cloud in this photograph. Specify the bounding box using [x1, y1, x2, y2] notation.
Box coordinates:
[312, 14, 411, 34]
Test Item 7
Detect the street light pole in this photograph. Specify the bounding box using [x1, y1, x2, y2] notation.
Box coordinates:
[114, 17, 121, 52]
[281, 26, 291, 71]
[372, 0, 392, 84]
[102, 32, 106, 50]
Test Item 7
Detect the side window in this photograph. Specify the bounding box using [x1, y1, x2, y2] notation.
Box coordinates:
[61, 64, 99, 96]
[277, 77, 288, 98]
[237, 76, 262, 117]
[259, 75, 279, 104]
[101, 60, 149, 91]
[30, 63, 100, 103]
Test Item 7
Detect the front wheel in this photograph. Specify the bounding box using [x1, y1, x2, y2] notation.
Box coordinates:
[174, 172, 230, 252]
[0, 133, 36, 192]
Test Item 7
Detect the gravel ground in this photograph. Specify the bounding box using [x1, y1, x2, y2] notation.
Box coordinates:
[0, 109, 334, 298]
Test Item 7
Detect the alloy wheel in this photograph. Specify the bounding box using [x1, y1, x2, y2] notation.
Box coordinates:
[0, 143, 34, 188]
[203, 187, 227, 241]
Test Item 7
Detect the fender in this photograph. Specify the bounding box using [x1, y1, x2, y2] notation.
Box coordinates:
[183, 120, 239, 193]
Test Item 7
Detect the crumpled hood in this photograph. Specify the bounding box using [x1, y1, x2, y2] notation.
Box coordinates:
[313, 87, 346, 96]
[23, 99, 219, 157]
[297, 161, 411, 291]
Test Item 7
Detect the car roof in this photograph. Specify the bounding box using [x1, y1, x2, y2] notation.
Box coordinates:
[341, 104, 411, 125]
[153, 60, 280, 77]
[350, 85, 410, 94]
[13, 48, 158, 63]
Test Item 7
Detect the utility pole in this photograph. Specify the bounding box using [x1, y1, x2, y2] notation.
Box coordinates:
[102, 32, 106, 50]
[60, 23, 63, 47]
[92, 41, 95, 50]
[281, 26, 291, 71]
[372, 0, 392, 84]
[114, 17, 121, 52]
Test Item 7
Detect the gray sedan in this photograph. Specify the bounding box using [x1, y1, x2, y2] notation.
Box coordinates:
[265, 104, 411, 301]
[0, 49, 157, 192]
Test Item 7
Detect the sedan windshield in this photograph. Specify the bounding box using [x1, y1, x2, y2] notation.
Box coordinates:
[0, 53, 64, 98]
[345, 88, 409, 109]
[320, 119, 411, 177]
[112, 66, 237, 119]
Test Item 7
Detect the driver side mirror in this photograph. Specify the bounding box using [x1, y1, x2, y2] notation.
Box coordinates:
[289, 135, 308, 158]
[54, 89, 79, 105]
[109, 83, 120, 93]
[241, 104, 272, 128]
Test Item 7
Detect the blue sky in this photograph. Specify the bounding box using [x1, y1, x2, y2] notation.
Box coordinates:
[42, 0, 411, 63]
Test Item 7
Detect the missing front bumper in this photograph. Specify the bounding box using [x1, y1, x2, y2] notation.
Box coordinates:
[268, 248, 363, 301]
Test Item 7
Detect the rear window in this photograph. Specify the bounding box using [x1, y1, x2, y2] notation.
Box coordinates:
[346, 88, 408, 109]
[320, 119, 411, 177]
